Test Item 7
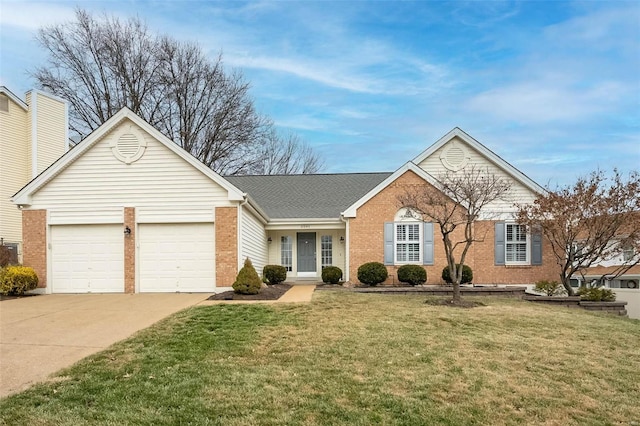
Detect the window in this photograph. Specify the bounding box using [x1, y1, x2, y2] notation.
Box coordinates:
[506, 224, 529, 264]
[280, 236, 292, 271]
[623, 246, 635, 262]
[395, 223, 421, 263]
[321, 235, 332, 268]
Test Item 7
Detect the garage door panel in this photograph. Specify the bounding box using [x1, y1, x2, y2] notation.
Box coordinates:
[139, 223, 215, 293]
[51, 225, 124, 293]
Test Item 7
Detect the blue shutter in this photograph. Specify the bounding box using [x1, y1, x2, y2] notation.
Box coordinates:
[495, 222, 505, 265]
[384, 222, 394, 265]
[531, 226, 542, 265]
[423, 222, 434, 265]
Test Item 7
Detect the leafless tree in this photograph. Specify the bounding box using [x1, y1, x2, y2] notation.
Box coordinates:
[398, 165, 512, 304]
[517, 170, 640, 295]
[33, 8, 323, 175]
[254, 128, 325, 175]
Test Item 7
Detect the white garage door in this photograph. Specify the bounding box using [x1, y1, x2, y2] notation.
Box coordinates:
[139, 223, 215, 292]
[51, 225, 124, 293]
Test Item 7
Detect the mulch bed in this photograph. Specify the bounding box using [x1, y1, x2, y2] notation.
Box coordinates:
[0, 293, 39, 301]
[424, 298, 485, 308]
[207, 284, 292, 301]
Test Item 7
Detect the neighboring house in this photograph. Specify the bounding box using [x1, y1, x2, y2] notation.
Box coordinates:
[0, 87, 69, 263]
[12, 107, 559, 293]
[572, 243, 639, 319]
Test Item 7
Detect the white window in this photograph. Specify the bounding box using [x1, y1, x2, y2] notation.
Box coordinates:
[281, 236, 292, 271]
[622, 246, 635, 262]
[506, 224, 529, 264]
[321, 235, 332, 268]
[395, 223, 421, 263]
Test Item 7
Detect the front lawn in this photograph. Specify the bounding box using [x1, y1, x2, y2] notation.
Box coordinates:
[1, 292, 638, 425]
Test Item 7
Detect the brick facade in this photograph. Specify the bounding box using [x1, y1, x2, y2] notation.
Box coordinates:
[124, 207, 135, 293]
[22, 210, 47, 288]
[349, 170, 559, 285]
[215, 206, 238, 287]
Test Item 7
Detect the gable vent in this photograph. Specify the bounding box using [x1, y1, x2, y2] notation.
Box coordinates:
[440, 141, 470, 171]
[110, 124, 147, 164]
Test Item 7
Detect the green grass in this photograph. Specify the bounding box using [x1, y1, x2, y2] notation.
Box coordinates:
[1, 292, 639, 425]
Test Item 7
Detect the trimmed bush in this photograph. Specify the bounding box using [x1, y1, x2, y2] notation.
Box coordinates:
[0, 265, 39, 296]
[534, 280, 566, 296]
[263, 265, 287, 285]
[578, 286, 616, 302]
[357, 262, 388, 286]
[233, 258, 262, 295]
[397, 265, 427, 286]
[322, 266, 343, 284]
[441, 264, 473, 284]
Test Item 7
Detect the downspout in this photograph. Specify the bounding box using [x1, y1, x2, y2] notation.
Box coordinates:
[340, 213, 350, 282]
[237, 194, 249, 271]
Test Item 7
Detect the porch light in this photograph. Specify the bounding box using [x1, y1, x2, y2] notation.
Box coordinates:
[267, 237, 272, 243]
[340, 236, 345, 243]
[124, 226, 131, 236]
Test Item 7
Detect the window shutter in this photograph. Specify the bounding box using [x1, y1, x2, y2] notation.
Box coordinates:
[384, 222, 394, 265]
[531, 226, 542, 265]
[423, 222, 434, 265]
[495, 222, 505, 265]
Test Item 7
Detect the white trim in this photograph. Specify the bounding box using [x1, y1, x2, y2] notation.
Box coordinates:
[412, 127, 545, 195]
[505, 223, 530, 265]
[342, 162, 440, 218]
[31, 90, 38, 179]
[11, 107, 246, 205]
[393, 222, 423, 265]
[0, 86, 28, 110]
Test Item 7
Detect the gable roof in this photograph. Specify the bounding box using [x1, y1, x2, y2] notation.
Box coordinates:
[412, 127, 545, 195]
[226, 173, 391, 219]
[341, 163, 440, 218]
[12, 107, 245, 205]
[0, 86, 28, 110]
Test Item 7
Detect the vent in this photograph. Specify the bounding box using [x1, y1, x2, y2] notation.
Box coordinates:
[440, 141, 470, 171]
[0, 94, 8, 112]
[117, 134, 140, 158]
[109, 124, 147, 164]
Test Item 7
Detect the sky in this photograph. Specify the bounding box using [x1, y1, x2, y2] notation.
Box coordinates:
[1, 0, 639, 187]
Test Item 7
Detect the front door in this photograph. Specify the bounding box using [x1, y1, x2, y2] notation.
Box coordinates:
[297, 232, 316, 275]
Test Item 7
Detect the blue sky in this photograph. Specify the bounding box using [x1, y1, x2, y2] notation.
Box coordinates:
[1, 1, 639, 186]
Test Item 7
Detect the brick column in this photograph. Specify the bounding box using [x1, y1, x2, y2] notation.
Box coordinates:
[22, 210, 47, 288]
[215, 206, 238, 287]
[124, 207, 136, 293]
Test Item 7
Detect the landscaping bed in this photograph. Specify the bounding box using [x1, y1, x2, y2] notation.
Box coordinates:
[207, 283, 291, 301]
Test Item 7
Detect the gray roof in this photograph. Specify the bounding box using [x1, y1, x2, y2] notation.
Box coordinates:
[226, 173, 392, 219]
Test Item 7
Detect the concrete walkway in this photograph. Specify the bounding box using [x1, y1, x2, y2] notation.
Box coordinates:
[0, 293, 208, 398]
[198, 284, 317, 305]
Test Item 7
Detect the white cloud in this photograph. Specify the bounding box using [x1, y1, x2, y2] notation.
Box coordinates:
[0, 1, 75, 31]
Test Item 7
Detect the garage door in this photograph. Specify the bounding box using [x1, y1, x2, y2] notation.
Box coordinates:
[139, 223, 215, 292]
[51, 225, 124, 293]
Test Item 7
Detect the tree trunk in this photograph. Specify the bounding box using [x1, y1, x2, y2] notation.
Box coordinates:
[452, 282, 461, 303]
[561, 277, 575, 296]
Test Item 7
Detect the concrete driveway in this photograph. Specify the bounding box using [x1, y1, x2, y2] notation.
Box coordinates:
[0, 293, 209, 398]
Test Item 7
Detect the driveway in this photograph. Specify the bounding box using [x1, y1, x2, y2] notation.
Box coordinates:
[0, 293, 209, 398]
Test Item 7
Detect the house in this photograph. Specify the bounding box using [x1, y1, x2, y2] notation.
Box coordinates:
[0, 87, 69, 264]
[12, 107, 559, 293]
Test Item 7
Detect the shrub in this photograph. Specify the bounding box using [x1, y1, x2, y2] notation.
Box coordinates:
[357, 262, 388, 286]
[263, 265, 287, 285]
[322, 266, 342, 284]
[233, 258, 262, 295]
[534, 280, 566, 296]
[577, 286, 616, 302]
[0, 265, 39, 296]
[397, 265, 427, 286]
[441, 264, 473, 284]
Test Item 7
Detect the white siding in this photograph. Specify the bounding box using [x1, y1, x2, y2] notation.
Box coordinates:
[0, 95, 29, 245]
[34, 92, 67, 174]
[416, 136, 537, 216]
[240, 207, 268, 275]
[27, 119, 234, 212]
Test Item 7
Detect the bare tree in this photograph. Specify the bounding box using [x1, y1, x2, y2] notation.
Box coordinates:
[517, 170, 640, 295]
[33, 8, 324, 175]
[254, 128, 324, 175]
[398, 165, 512, 304]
